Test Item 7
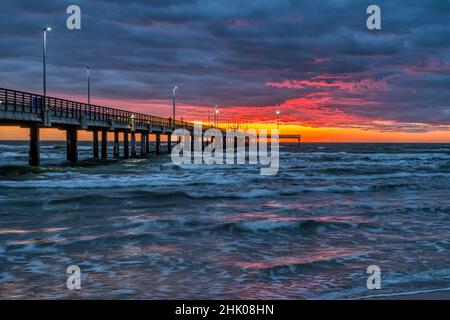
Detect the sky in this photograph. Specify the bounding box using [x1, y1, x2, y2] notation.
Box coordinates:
[0, 0, 450, 142]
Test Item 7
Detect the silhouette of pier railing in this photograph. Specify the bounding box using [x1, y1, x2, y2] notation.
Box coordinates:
[0, 87, 194, 130]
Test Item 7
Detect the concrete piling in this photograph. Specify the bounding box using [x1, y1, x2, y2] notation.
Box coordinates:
[101, 130, 107, 159]
[29, 125, 40, 166]
[93, 130, 99, 159]
[141, 133, 146, 156]
[156, 133, 161, 154]
[145, 133, 150, 155]
[66, 127, 78, 163]
[113, 131, 120, 158]
[131, 132, 137, 157]
[123, 131, 129, 159]
[167, 134, 172, 153]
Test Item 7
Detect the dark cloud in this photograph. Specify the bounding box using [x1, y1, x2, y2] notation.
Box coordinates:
[0, 0, 449, 131]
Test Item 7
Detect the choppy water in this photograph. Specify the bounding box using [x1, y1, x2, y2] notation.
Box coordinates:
[0, 141, 449, 299]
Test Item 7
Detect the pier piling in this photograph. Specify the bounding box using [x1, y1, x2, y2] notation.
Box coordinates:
[167, 134, 172, 153]
[101, 130, 107, 159]
[66, 127, 78, 163]
[123, 132, 129, 159]
[145, 133, 149, 155]
[29, 125, 40, 166]
[141, 133, 146, 156]
[93, 130, 99, 159]
[156, 133, 161, 154]
[113, 131, 119, 158]
[131, 132, 137, 157]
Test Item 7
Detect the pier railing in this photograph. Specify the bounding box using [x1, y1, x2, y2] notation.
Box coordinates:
[0, 87, 199, 130]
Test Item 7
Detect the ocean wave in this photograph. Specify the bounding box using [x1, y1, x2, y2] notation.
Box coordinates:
[234, 248, 368, 273]
[1, 177, 445, 196]
[130, 188, 277, 200]
[111, 215, 369, 237]
[211, 218, 365, 234]
[0, 165, 48, 177]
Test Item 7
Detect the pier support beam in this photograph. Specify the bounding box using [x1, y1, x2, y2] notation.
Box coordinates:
[155, 133, 161, 154]
[101, 130, 107, 160]
[123, 132, 129, 159]
[66, 127, 78, 163]
[131, 132, 137, 157]
[113, 131, 120, 158]
[93, 130, 99, 159]
[29, 125, 40, 166]
[141, 133, 147, 156]
[145, 133, 150, 155]
[167, 134, 172, 153]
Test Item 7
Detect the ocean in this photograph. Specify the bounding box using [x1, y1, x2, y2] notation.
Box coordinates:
[0, 141, 449, 299]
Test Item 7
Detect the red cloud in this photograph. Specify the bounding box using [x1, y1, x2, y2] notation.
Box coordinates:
[266, 75, 390, 93]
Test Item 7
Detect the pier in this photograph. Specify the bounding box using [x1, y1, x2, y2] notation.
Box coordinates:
[0, 87, 205, 166]
[0, 87, 300, 166]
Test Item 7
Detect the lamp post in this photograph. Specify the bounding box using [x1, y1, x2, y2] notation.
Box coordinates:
[43, 27, 52, 110]
[172, 86, 178, 120]
[85, 66, 91, 106]
[214, 105, 219, 127]
[276, 110, 281, 130]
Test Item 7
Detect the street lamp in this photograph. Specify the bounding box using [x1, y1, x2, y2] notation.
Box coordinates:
[85, 66, 91, 106]
[43, 27, 52, 110]
[172, 86, 178, 120]
[214, 105, 219, 127]
[276, 110, 281, 130]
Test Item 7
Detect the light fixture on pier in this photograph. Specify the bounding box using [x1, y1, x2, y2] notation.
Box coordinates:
[85, 66, 91, 106]
[214, 105, 219, 127]
[172, 86, 178, 120]
[276, 110, 281, 130]
[43, 26, 52, 111]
